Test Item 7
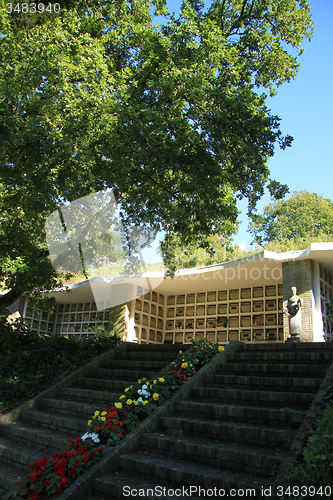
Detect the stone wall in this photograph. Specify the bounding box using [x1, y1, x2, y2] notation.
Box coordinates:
[282, 259, 314, 342]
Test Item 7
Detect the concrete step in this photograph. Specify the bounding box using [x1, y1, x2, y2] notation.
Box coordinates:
[204, 373, 323, 391]
[85, 368, 161, 379]
[159, 415, 294, 449]
[93, 470, 228, 500]
[175, 400, 306, 426]
[125, 344, 188, 352]
[73, 377, 131, 390]
[38, 397, 99, 417]
[217, 362, 328, 375]
[21, 408, 87, 434]
[98, 359, 171, 369]
[56, 386, 121, 406]
[226, 351, 333, 363]
[117, 451, 265, 490]
[140, 432, 283, 476]
[0, 421, 68, 450]
[115, 351, 180, 360]
[191, 386, 314, 409]
[0, 460, 27, 495]
[0, 434, 47, 469]
[236, 343, 333, 353]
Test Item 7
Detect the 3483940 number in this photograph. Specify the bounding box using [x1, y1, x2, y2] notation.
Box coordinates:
[5, 3, 61, 13]
[277, 486, 332, 497]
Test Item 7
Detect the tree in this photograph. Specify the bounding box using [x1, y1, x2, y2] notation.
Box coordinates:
[249, 191, 333, 248]
[0, 0, 313, 312]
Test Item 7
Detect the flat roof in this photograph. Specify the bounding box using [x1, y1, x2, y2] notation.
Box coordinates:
[45, 243, 333, 303]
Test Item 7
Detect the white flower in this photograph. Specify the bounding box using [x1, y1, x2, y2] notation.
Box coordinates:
[138, 397, 144, 403]
[81, 432, 100, 443]
[142, 384, 147, 390]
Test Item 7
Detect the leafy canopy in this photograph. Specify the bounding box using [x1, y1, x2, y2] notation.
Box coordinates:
[249, 191, 333, 248]
[0, 0, 313, 311]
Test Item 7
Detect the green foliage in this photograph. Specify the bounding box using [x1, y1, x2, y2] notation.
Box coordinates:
[249, 191, 333, 248]
[89, 322, 124, 343]
[161, 233, 253, 272]
[281, 403, 333, 494]
[0, 0, 314, 304]
[0, 319, 122, 413]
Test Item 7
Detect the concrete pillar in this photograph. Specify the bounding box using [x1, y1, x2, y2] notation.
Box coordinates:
[312, 260, 325, 342]
[282, 259, 314, 342]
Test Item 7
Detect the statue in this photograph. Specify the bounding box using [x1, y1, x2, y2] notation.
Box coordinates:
[283, 286, 303, 341]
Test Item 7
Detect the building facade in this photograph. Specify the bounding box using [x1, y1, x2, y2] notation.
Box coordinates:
[17, 243, 333, 344]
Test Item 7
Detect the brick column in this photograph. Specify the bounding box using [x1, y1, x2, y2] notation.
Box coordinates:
[282, 259, 314, 342]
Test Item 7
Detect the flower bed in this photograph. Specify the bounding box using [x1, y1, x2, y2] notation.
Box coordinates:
[7, 339, 224, 499]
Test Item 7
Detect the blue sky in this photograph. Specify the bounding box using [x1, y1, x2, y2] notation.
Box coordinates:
[153, 0, 333, 255]
[232, 0, 333, 249]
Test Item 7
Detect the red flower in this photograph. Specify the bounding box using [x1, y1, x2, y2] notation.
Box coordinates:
[59, 476, 68, 485]
[44, 479, 51, 488]
[182, 380, 186, 384]
[30, 493, 40, 500]
[55, 458, 68, 469]
[119, 421, 123, 426]
[97, 447, 103, 455]
[68, 468, 74, 476]
[16, 482, 24, 487]
[105, 424, 110, 430]
[94, 425, 100, 431]
[90, 451, 95, 458]
[113, 419, 118, 425]
[64, 451, 75, 458]
[55, 485, 62, 493]
[67, 437, 72, 442]
[83, 453, 90, 464]
[75, 437, 82, 446]
[118, 431, 122, 435]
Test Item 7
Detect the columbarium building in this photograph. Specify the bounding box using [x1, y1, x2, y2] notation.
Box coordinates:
[11, 243, 333, 344]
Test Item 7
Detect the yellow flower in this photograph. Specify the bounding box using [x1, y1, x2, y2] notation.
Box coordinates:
[87, 420, 92, 426]
[124, 387, 130, 392]
[218, 346, 225, 352]
[101, 417, 106, 421]
[101, 411, 107, 416]
[153, 393, 159, 401]
[126, 399, 133, 405]
[143, 400, 149, 405]
[133, 400, 139, 405]
[153, 380, 157, 384]
[94, 411, 100, 416]
[158, 377, 165, 383]
[119, 395, 125, 400]
[115, 402, 122, 409]
[181, 362, 188, 369]
[138, 379, 142, 384]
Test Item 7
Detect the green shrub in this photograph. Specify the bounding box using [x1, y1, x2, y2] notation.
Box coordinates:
[281, 403, 333, 498]
[0, 318, 122, 413]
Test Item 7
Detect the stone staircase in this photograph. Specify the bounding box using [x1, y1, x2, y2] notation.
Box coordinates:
[92, 342, 333, 499]
[0, 343, 186, 498]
